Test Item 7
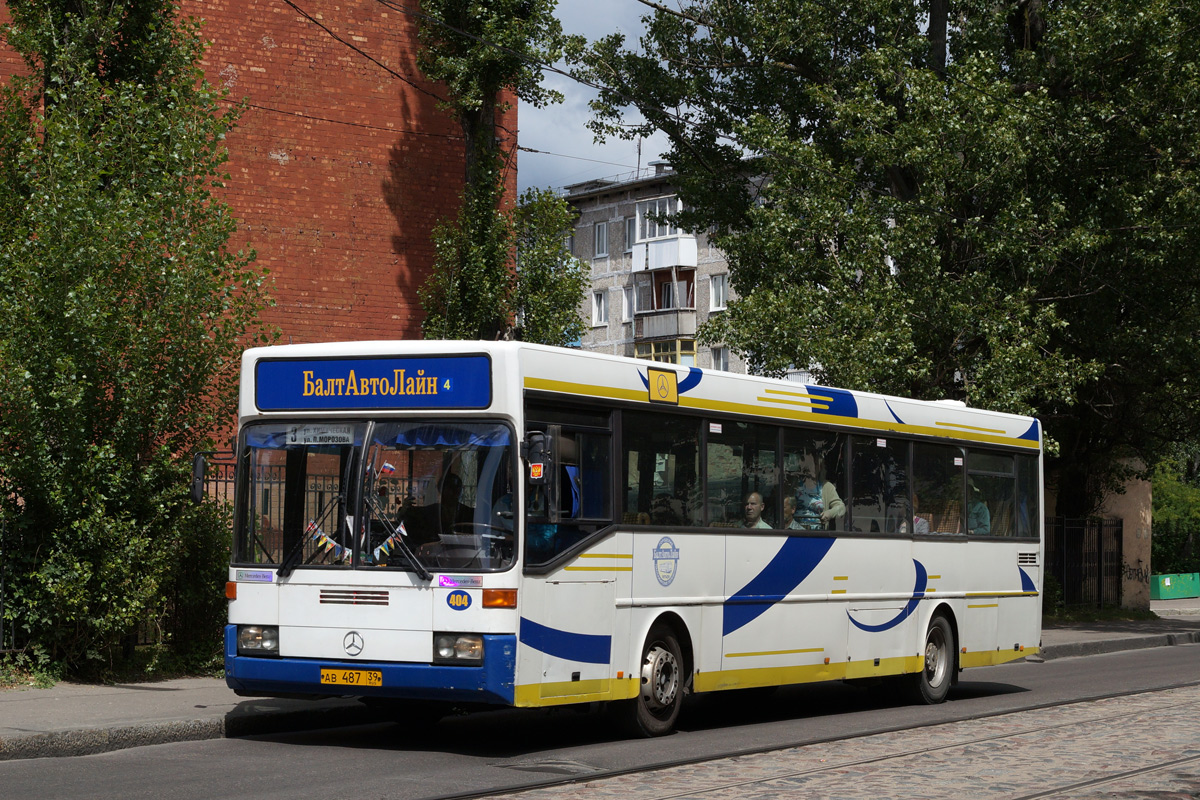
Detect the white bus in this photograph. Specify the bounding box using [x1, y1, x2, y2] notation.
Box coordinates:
[220, 340, 1042, 736]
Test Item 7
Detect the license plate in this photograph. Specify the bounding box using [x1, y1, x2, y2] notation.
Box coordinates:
[320, 668, 382, 687]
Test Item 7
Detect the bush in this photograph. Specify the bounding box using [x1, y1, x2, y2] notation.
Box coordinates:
[1152, 519, 1200, 575]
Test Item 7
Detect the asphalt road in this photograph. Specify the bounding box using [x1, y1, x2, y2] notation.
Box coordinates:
[3, 645, 1198, 800]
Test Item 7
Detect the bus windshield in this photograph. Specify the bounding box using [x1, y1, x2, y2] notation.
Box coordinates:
[234, 420, 516, 573]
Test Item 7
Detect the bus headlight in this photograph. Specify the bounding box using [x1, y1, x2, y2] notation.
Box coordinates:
[432, 633, 483, 665]
[238, 625, 280, 655]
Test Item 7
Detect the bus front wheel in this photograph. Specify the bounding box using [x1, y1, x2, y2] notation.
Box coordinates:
[909, 613, 955, 704]
[620, 623, 685, 737]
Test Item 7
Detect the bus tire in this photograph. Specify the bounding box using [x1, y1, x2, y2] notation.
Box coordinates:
[622, 623, 685, 737]
[909, 613, 955, 704]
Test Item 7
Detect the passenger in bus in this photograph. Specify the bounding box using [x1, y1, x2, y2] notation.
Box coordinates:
[968, 480, 991, 535]
[743, 492, 771, 529]
[902, 492, 931, 535]
[783, 495, 799, 529]
[793, 454, 846, 530]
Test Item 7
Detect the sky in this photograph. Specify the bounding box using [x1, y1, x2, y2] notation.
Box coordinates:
[515, 0, 673, 193]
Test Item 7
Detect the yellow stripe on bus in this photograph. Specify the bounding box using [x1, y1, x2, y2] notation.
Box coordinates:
[562, 566, 633, 572]
[725, 648, 824, 658]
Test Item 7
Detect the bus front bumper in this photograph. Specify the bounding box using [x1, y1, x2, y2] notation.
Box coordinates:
[223, 625, 516, 705]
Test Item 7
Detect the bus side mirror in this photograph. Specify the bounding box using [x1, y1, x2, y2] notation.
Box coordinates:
[523, 430, 560, 523]
[523, 432, 550, 485]
[190, 452, 207, 505]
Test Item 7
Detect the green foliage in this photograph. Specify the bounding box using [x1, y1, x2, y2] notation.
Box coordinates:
[416, 0, 587, 343]
[1151, 519, 1200, 576]
[0, 1, 273, 675]
[513, 188, 588, 347]
[579, 0, 1200, 515]
[1152, 456, 1200, 525]
[419, 171, 513, 340]
[419, 183, 588, 344]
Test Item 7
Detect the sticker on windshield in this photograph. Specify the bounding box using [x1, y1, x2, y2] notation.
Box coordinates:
[287, 424, 354, 445]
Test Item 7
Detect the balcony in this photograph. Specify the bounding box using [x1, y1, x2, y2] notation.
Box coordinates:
[635, 308, 697, 340]
[632, 236, 698, 271]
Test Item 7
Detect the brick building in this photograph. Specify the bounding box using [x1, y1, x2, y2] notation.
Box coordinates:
[0, 0, 514, 343]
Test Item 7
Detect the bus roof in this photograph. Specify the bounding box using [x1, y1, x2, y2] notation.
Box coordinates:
[239, 341, 1039, 450]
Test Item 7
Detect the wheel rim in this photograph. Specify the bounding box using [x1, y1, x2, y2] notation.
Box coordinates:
[924, 624, 949, 688]
[641, 644, 680, 713]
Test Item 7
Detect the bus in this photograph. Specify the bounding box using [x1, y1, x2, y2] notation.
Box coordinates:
[217, 340, 1042, 736]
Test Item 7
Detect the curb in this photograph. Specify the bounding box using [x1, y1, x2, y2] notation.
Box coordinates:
[0, 702, 380, 762]
[1039, 631, 1200, 661]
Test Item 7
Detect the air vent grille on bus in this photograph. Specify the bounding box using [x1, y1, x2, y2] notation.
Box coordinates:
[1018, 552, 1038, 566]
[319, 589, 389, 606]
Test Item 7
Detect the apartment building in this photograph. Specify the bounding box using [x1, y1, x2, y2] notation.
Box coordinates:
[566, 162, 745, 373]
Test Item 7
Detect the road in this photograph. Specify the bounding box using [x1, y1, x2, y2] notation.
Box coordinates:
[2, 645, 1198, 800]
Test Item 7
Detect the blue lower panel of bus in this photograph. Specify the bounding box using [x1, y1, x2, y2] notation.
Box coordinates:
[224, 626, 516, 705]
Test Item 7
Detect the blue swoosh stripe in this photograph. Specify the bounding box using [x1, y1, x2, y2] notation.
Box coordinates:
[847, 559, 928, 632]
[723, 537, 836, 636]
[519, 617, 611, 664]
[1019, 567, 1036, 593]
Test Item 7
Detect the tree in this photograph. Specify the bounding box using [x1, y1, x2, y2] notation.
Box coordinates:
[580, 0, 1200, 515]
[0, 0, 273, 672]
[512, 188, 588, 347]
[415, 0, 587, 342]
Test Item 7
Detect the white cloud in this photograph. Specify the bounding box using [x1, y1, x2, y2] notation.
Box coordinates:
[517, 0, 672, 193]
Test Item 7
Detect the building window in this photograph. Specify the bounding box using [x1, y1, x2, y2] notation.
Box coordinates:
[594, 222, 608, 258]
[592, 290, 608, 326]
[625, 217, 636, 253]
[710, 273, 728, 311]
[711, 346, 729, 371]
[637, 197, 679, 241]
[622, 286, 634, 321]
[635, 338, 695, 365]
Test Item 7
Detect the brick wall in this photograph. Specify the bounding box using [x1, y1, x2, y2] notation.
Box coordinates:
[0, 0, 518, 344]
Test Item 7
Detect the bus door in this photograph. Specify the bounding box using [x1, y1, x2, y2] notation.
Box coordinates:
[521, 417, 619, 699]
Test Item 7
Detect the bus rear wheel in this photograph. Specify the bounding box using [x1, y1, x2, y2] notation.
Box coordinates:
[909, 613, 954, 704]
[620, 623, 685, 737]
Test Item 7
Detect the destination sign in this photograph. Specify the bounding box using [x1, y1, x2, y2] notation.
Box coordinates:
[255, 355, 492, 411]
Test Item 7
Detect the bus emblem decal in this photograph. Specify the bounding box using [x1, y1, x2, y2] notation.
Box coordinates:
[343, 631, 364, 657]
[653, 537, 680, 586]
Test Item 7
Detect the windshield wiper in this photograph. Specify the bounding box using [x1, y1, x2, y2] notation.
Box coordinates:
[364, 491, 433, 582]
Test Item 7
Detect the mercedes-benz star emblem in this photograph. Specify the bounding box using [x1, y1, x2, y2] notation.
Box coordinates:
[343, 631, 364, 657]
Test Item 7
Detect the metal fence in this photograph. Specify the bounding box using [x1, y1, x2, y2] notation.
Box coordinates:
[1045, 516, 1124, 608]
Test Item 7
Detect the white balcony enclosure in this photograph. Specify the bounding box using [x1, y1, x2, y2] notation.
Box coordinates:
[633, 235, 697, 271]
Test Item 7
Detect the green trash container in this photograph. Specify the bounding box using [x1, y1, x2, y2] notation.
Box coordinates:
[1150, 572, 1200, 600]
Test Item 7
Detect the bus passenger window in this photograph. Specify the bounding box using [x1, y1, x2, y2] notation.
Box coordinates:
[912, 443, 965, 534]
[706, 420, 778, 528]
[783, 430, 846, 531]
[622, 411, 701, 526]
[968, 451, 1015, 536]
[1015, 454, 1039, 537]
[850, 437, 908, 534]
